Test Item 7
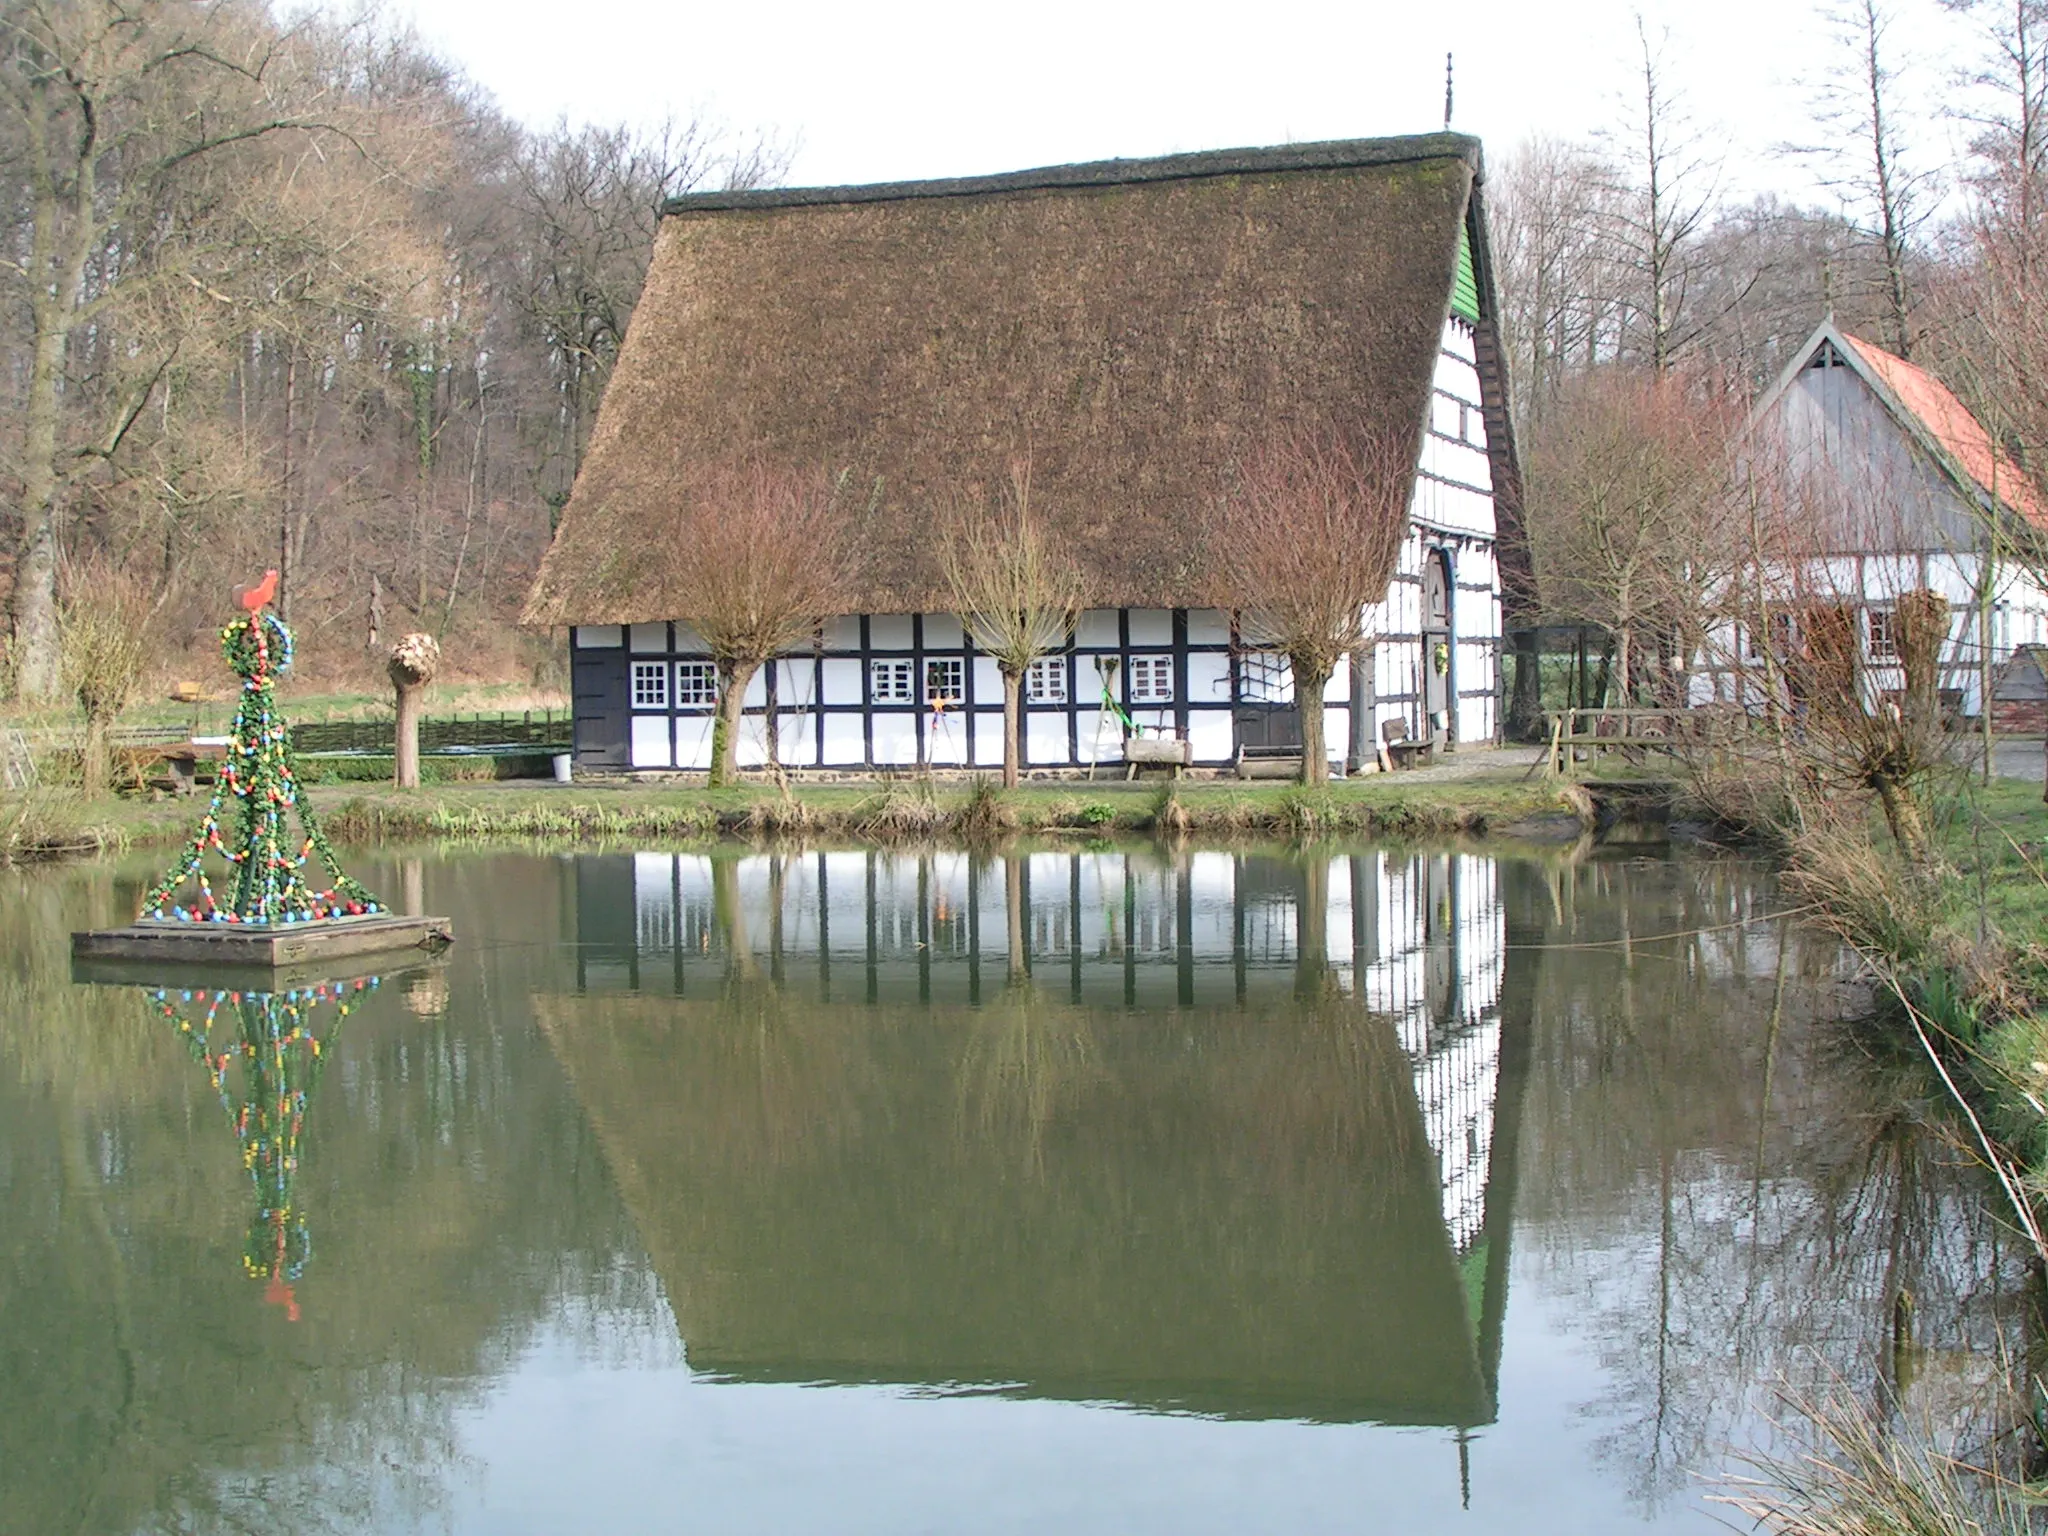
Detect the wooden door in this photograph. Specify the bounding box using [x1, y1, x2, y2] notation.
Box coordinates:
[571, 647, 631, 768]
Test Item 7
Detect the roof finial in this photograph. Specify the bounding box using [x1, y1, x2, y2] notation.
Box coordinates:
[1444, 53, 1455, 131]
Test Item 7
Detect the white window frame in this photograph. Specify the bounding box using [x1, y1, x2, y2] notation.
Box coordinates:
[630, 660, 669, 710]
[871, 659, 914, 703]
[675, 661, 718, 708]
[1866, 607, 1898, 662]
[925, 657, 965, 706]
[1127, 654, 1174, 704]
[1026, 656, 1068, 704]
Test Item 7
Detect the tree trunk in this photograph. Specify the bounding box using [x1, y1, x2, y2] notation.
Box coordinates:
[9, 314, 68, 702]
[1507, 629, 1544, 740]
[1874, 775, 1932, 868]
[279, 347, 297, 625]
[709, 658, 757, 788]
[1296, 658, 1332, 785]
[1001, 667, 1023, 790]
[1005, 853, 1026, 984]
[1295, 852, 1330, 998]
[81, 712, 111, 799]
[393, 681, 423, 789]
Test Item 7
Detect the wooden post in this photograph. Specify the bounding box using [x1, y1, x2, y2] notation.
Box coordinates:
[389, 633, 440, 789]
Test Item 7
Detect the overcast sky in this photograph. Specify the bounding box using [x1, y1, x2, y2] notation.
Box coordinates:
[377, 0, 1984, 207]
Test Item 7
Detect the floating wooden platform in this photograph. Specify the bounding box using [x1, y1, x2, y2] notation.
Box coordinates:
[72, 914, 454, 972]
[71, 948, 445, 993]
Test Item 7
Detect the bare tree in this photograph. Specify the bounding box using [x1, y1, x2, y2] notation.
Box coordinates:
[657, 459, 848, 787]
[1525, 370, 1738, 704]
[1492, 135, 1626, 432]
[937, 461, 1082, 790]
[511, 118, 788, 510]
[1799, 0, 1934, 357]
[1609, 17, 1725, 376]
[0, 0, 357, 700]
[1208, 423, 1413, 785]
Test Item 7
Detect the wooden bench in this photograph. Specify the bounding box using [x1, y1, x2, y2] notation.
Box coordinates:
[124, 739, 230, 795]
[1381, 718, 1435, 771]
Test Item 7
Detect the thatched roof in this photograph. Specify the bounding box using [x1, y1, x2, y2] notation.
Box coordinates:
[525, 134, 1494, 626]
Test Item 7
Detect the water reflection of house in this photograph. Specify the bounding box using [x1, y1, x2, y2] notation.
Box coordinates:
[560, 848, 1523, 1432]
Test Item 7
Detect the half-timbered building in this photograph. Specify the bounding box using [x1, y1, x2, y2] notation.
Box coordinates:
[1691, 319, 2048, 714]
[523, 134, 1525, 774]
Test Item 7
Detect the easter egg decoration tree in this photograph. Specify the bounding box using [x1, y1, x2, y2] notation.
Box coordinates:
[138, 573, 383, 927]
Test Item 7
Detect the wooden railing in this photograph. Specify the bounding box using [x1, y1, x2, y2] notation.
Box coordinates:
[1545, 706, 1750, 774]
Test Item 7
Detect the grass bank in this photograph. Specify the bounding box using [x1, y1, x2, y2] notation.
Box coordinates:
[0, 770, 1575, 864]
[318, 772, 1570, 846]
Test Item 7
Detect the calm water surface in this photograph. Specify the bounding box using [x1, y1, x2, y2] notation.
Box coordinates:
[0, 844, 2026, 1534]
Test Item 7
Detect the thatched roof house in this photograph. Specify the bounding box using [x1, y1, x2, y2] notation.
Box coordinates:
[528, 134, 1522, 773]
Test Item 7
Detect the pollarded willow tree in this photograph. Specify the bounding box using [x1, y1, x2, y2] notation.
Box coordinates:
[1208, 423, 1415, 785]
[937, 461, 1083, 790]
[659, 459, 849, 787]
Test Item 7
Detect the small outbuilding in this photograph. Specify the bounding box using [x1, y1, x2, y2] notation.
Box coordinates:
[1992, 644, 2048, 734]
[524, 133, 1525, 775]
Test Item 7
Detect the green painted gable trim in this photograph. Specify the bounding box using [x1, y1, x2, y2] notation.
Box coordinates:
[1452, 226, 1480, 323]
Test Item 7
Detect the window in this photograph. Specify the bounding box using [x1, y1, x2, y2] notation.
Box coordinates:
[631, 660, 669, 710]
[675, 661, 717, 707]
[1128, 654, 1174, 703]
[1867, 607, 1898, 661]
[1027, 657, 1067, 704]
[871, 659, 914, 702]
[925, 657, 965, 705]
[1237, 651, 1293, 703]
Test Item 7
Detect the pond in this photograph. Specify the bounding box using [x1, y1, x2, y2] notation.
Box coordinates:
[0, 843, 2029, 1534]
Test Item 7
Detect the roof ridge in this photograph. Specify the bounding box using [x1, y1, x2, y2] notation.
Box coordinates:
[663, 133, 1482, 216]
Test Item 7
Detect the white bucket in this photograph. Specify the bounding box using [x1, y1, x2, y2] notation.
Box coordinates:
[551, 753, 573, 784]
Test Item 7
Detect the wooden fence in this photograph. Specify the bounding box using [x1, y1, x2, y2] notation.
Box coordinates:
[95, 710, 571, 761]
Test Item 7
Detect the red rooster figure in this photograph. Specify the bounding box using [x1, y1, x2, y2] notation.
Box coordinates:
[234, 570, 280, 615]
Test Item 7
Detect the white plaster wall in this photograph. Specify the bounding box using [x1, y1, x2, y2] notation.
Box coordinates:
[677, 714, 716, 770]
[820, 658, 862, 705]
[776, 714, 818, 767]
[972, 712, 1004, 764]
[1026, 711, 1069, 764]
[630, 715, 673, 768]
[1187, 652, 1232, 708]
[1187, 709, 1233, 762]
[926, 711, 970, 765]
[1075, 609, 1120, 648]
[821, 714, 865, 765]
[871, 715, 918, 764]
